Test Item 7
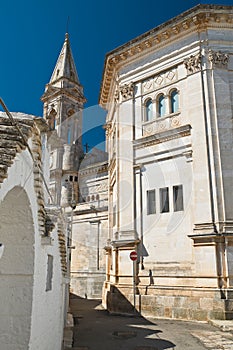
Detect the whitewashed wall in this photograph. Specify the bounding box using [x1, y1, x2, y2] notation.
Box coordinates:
[0, 145, 65, 349]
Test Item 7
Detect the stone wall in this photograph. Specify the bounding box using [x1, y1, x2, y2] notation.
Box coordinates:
[105, 283, 233, 321]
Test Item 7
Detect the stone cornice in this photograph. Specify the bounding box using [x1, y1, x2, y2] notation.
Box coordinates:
[133, 124, 191, 149]
[79, 161, 108, 177]
[41, 83, 86, 104]
[74, 205, 108, 216]
[99, 4, 233, 108]
[111, 238, 140, 249]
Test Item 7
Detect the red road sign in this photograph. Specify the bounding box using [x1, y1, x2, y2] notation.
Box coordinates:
[130, 251, 137, 261]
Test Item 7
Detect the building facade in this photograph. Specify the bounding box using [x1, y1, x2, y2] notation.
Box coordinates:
[100, 4, 233, 321]
[70, 148, 108, 299]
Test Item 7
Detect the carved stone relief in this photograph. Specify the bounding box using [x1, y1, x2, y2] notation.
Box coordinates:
[208, 50, 229, 69]
[184, 53, 201, 74]
[103, 122, 112, 137]
[119, 83, 134, 100]
[143, 115, 181, 136]
[170, 116, 181, 128]
[142, 68, 177, 94]
[114, 88, 120, 102]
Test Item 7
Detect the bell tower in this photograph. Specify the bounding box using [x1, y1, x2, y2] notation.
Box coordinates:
[41, 33, 86, 207]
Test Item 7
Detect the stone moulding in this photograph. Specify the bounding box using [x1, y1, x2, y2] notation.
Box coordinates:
[193, 221, 233, 237]
[108, 157, 116, 175]
[192, 222, 217, 236]
[134, 124, 192, 149]
[111, 238, 140, 249]
[99, 5, 233, 107]
[79, 162, 108, 177]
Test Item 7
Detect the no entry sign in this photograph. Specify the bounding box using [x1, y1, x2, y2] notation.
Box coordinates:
[130, 251, 137, 261]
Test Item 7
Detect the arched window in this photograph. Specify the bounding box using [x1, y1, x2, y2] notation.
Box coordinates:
[170, 89, 179, 113]
[158, 94, 166, 117]
[67, 127, 71, 144]
[145, 99, 153, 121]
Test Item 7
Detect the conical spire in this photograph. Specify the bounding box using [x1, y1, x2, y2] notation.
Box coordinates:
[41, 32, 86, 105]
[49, 33, 80, 84]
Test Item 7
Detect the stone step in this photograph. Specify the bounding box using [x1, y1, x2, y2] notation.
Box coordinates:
[64, 348, 89, 350]
[209, 319, 233, 331]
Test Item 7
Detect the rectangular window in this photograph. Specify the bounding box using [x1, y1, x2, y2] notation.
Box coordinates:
[160, 187, 169, 213]
[173, 185, 184, 212]
[147, 190, 156, 215]
[113, 205, 116, 226]
[46, 255, 53, 291]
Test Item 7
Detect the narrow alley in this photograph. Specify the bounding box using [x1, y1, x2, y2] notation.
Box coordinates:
[66, 295, 233, 350]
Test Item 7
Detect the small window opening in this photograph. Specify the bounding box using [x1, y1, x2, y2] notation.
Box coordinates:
[46, 255, 53, 291]
[160, 187, 169, 213]
[147, 190, 156, 215]
[173, 185, 184, 211]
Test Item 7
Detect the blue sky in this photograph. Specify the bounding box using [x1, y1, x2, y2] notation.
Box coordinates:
[0, 0, 232, 150]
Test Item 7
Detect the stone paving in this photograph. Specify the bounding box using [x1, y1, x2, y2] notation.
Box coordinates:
[67, 296, 233, 350]
[191, 330, 233, 349]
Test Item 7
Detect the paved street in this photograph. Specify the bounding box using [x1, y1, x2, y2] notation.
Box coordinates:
[68, 295, 233, 350]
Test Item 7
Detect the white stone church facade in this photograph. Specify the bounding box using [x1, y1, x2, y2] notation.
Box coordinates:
[100, 4, 233, 321]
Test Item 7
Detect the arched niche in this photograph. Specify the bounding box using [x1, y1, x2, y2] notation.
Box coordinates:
[47, 108, 57, 130]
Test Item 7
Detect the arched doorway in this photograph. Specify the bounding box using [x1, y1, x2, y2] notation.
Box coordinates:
[0, 186, 34, 349]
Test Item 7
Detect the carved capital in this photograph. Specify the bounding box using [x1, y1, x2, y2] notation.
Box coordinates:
[114, 88, 120, 102]
[103, 122, 112, 136]
[208, 50, 229, 69]
[119, 82, 134, 101]
[184, 53, 201, 74]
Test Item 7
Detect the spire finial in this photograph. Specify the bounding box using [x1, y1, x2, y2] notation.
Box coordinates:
[66, 16, 70, 39]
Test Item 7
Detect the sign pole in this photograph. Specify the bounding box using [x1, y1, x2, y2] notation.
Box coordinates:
[130, 250, 137, 313]
[133, 260, 136, 311]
